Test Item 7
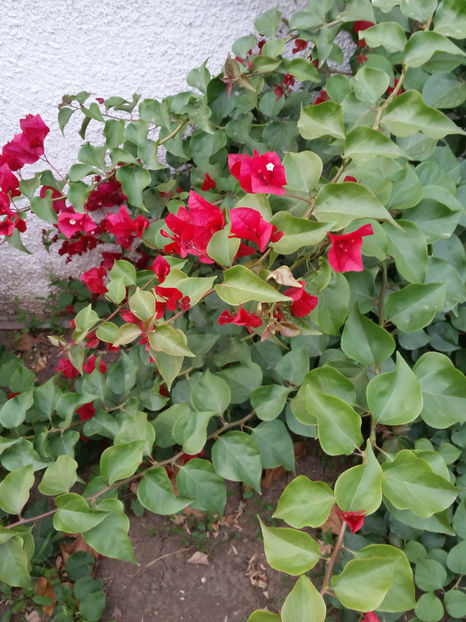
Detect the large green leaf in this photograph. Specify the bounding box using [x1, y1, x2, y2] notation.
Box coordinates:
[207, 226, 240, 267]
[281, 575, 326, 622]
[247, 611, 281, 622]
[148, 325, 194, 357]
[273, 476, 334, 528]
[116, 165, 151, 208]
[341, 307, 395, 365]
[434, 0, 466, 39]
[172, 410, 215, 455]
[283, 150, 323, 194]
[270, 213, 329, 254]
[0, 465, 34, 515]
[250, 384, 290, 421]
[259, 519, 320, 575]
[129, 288, 156, 321]
[100, 441, 145, 485]
[382, 90, 465, 139]
[215, 265, 291, 305]
[0, 535, 31, 588]
[190, 370, 231, 415]
[0, 391, 34, 429]
[352, 66, 390, 104]
[382, 450, 458, 517]
[211, 431, 262, 492]
[176, 459, 226, 515]
[309, 272, 350, 335]
[422, 71, 466, 109]
[83, 498, 136, 563]
[334, 442, 383, 515]
[53, 493, 108, 533]
[38, 455, 78, 496]
[251, 420, 295, 471]
[155, 352, 184, 390]
[363, 22, 407, 53]
[384, 283, 446, 332]
[314, 183, 397, 228]
[367, 352, 423, 425]
[384, 219, 428, 283]
[298, 102, 345, 140]
[345, 126, 406, 162]
[403, 31, 466, 68]
[137, 467, 192, 515]
[413, 352, 466, 428]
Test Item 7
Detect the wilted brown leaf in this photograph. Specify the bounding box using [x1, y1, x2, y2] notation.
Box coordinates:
[59, 533, 99, 572]
[34, 576, 57, 616]
[18, 333, 37, 352]
[262, 466, 286, 489]
[320, 504, 342, 535]
[186, 551, 209, 566]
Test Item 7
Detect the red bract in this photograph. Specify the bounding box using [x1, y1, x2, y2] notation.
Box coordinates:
[58, 210, 97, 239]
[100, 251, 122, 269]
[1, 114, 50, 170]
[283, 73, 295, 87]
[55, 359, 80, 378]
[228, 150, 287, 195]
[387, 77, 403, 96]
[82, 355, 107, 374]
[274, 85, 284, 100]
[181, 450, 205, 464]
[85, 330, 100, 348]
[361, 613, 381, 622]
[201, 173, 216, 191]
[0, 163, 20, 197]
[328, 224, 374, 273]
[357, 53, 368, 64]
[343, 176, 358, 183]
[292, 38, 308, 54]
[152, 255, 171, 283]
[230, 207, 283, 253]
[352, 20, 374, 48]
[314, 89, 328, 105]
[161, 191, 225, 263]
[20, 114, 50, 148]
[58, 232, 102, 261]
[155, 286, 190, 315]
[218, 305, 262, 333]
[40, 185, 67, 213]
[80, 266, 108, 295]
[77, 402, 96, 421]
[0, 192, 13, 216]
[85, 177, 126, 211]
[0, 214, 26, 236]
[283, 280, 318, 317]
[104, 205, 150, 250]
[337, 508, 366, 534]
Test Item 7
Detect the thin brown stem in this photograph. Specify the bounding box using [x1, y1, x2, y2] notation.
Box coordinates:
[372, 67, 407, 131]
[320, 519, 347, 595]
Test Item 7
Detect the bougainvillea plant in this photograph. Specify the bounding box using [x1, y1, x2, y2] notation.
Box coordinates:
[1, 0, 466, 620]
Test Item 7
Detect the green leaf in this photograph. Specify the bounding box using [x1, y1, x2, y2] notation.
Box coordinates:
[415, 592, 444, 622]
[403, 31, 465, 68]
[382, 450, 458, 517]
[172, 410, 214, 455]
[103, 119, 125, 148]
[305, 385, 363, 455]
[254, 8, 281, 37]
[218, 361, 263, 404]
[206, 226, 240, 267]
[363, 22, 407, 53]
[100, 441, 144, 485]
[434, 0, 466, 39]
[345, 126, 406, 162]
[148, 325, 194, 357]
[333, 544, 415, 612]
[382, 90, 465, 139]
[247, 611, 281, 622]
[53, 493, 108, 533]
[176, 459, 226, 515]
[250, 385, 289, 421]
[0, 535, 31, 588]
[190, 370, 231, 415]
[341, 307, 395, 365]
[106, 352, 137, 394]
[286, 58, 320, 83]
[259, 518, 320, 575]
[129, 288, 156, 321]
[0, 391, 34, 429]
[415, 558, 447, 592]
[112, 323, 142, 347]
[252, 420, 295, 471]
[276, 348, 310, 386]
[124, 120, 149, 146]
[109, 259, 136, 285]
[413, 352, 466, 428]
[384, 283, 446, 332]
[446, 540, 466, 574]
[137, 467, 192, 515]
[115, 165, 151, 208]
[352, 66, 390, 104]
[384, 219, 428, 283]
[215, 265, 291, 305]
[309, 272, 350, 335]
[444, 589, 466, 619]
[155, 352, 184, 390]
[38, 455, 77, 496]
[78, 143, 106, 169]
[30, 195, 58, 224]
[232, 35, 257, 59]
[270, 213, 329, 254]
[422, 71, 466, 109]
[83, 498, 136, 563]
[105, 277, 126, 304]
[58, 107, 74, 134]
[315, 183, 397, 228]
[74, 304, 100, 333]
[283, 151, 323, 194]
[211, 431, 262, 492]
[367, 352, 423, 425]
[281, 575, 326, 622]
[273, 476, 334, 528]
[334, 442, 383, 515]
[298, 102, 345, 140]
[400, 0, 437, 21]
[68, 163, 97, 182]
[0, 465, 34, 515]
[114, 411, 154, 456]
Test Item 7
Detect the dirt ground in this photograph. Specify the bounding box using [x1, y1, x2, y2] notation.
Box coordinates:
[0, 330, 342, 621]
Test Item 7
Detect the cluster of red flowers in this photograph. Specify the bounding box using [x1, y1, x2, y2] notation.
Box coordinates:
[55, 354, 107, 379]
[0, 114, 50, 237]
[274, 72, 296, 100]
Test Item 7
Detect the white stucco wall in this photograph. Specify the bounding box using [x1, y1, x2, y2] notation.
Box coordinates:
[0, 0, 312, 321]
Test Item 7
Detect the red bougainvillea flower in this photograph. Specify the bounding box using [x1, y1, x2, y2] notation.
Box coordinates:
[230, 207, 283, 253]
[20, 114, 50, 148]
[40, 185, 67, 213]
[85, 330, 100, 349]
[55, 358, 80, 378]
[155, 286, 190, 318]
[0, 192, 13, 216]
[58, 210, 97, 239]
[274, 85, 285, 100]
[85, 177, 126, 211]
[181, 450, 205, 464]
[80, 266, 108, 295]
[1, 114, 50, 170]
[357, 53, 368, 64]
[328, 224, 374, 273]
[292, 38, 308, 54]
[343, 176, 358, 183]
[152, 255, 171, 283]
[228, 150, 287, 195]
[361, 613, 381, 622]
[283, 73, 295, 87]
[314, 89, 328, 105]
[283, 280, 318, 317]
[201, 173, 216, 191]
[104, 205, 149, 250]
[386, 77, 403, 96]
[100, 251, 122, 270]
[77, 402, 96, 422]
[82, 355, 107, 374]
[161, 191, 225, 263]
[352, 21, 374, 48]
[337, 508, 366, 534]
[0, 214, 26, 236]
[0, 163, 20, 197]
[218, 305, 262, 333]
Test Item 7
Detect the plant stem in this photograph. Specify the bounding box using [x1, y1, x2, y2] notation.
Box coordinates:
[320, 519, 347, 595]
[377, 262, 387, 326]
[372, 67, 407, 131]
[157, 119, 188, 147]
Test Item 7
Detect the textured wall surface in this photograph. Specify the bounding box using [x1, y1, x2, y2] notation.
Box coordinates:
[0, 0, 313, 319]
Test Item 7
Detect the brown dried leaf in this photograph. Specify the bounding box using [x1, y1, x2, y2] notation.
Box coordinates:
[318, 539, 333, 556]
[320, 504, 342, 535]
[293, 441, 307, 461]
[183, 506, 206, 519]
[267, 266, 302, 288]
[246, 554, 268, 590]
[187, 551, 209, 566]
[31, 354, 48, 373]
[59, 534, 99, 571]
[18, 333, 37, 352]
[26, 612, 42, 622]
[34, 576, 57, 616]
[262, 466, 286, 488]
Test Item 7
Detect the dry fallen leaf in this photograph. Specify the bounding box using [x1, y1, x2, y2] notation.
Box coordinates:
[293, 441, 307, 461]
[26, 611, 42, 622]
[34, 576, 57, 616]
[187, 551, 209, 566]
[246, 554, 268, 590]
[59, 533, 99, 572]
[266, 266, 303, 287]
[18, 333, 37, 352]
[262, 466, 286, 488]
[320, 504, 343, 535]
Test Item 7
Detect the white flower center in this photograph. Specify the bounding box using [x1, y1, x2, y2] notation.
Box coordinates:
[266, 162, 275, 172]
[69, 219, 76, 225]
